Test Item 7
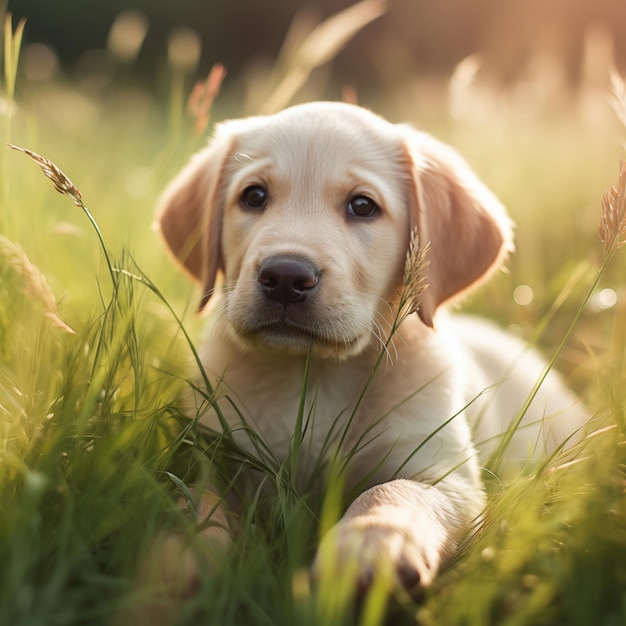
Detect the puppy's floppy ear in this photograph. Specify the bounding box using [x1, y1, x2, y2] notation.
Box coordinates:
[156, 130, 233, 311]
[403, 130, 514, 327]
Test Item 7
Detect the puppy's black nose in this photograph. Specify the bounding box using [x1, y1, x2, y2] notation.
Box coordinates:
[258, 257, 319, 306]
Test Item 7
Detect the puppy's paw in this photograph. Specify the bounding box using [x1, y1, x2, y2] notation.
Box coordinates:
[311, 480, 460, 600]
[312, 515, 441, 599]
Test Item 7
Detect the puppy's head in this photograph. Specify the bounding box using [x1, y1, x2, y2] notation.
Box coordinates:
[157, 102, 513, 358]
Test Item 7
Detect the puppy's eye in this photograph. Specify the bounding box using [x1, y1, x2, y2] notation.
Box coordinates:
[347, 195, 380, 218]
[240, 185, 268, 209]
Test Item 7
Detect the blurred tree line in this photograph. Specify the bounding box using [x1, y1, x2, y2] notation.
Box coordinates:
[6, 0, 626, 93]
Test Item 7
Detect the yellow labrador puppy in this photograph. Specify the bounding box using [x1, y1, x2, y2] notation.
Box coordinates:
[154, 102, 586, 600]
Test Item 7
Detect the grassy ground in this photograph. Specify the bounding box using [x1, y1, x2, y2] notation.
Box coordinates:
[2, 16, 626, 626]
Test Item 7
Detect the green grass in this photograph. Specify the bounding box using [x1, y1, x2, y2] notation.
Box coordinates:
[2, 11, 626, 626]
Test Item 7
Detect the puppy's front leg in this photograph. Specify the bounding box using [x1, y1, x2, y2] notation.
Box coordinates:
[118, 487, 234, 626]
[313, 478, 482, 597]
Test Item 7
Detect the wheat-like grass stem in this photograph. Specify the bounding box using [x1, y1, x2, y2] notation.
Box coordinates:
[599, 160, 626, 256]
[335, 233, 430, 461]
[7, 144, 118, 293]
[0, 233, 74, 333]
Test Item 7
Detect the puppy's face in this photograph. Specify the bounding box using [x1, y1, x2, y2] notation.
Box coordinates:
[218, 106, 411, 357]
[158, 102, 513, 359]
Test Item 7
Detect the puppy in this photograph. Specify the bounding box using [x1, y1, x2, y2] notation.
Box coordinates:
[154, 101, 587, 602]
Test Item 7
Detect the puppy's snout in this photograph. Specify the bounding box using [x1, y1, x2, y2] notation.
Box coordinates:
[258, 257, 319, 306]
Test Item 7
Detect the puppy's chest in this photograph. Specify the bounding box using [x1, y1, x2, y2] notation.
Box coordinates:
[205, 365, 464, 496]
[204, 355, 383, 467]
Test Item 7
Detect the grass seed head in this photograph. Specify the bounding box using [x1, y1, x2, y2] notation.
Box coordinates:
[187, 63, 226, 137]
[599, 159, 626, 254]
[0, 234, 75, 334]
[7, 143, 84, 207]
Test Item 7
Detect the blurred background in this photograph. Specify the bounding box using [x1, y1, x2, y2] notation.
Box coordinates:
[6, 0, 626, 95]
[6, 0, 626, 119]
[2, 0, 626, 389]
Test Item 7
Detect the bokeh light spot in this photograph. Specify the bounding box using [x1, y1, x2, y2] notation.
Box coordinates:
[125, 167, 155, 200]
[107, 9, 149, 62]
[589, 288, 617, 312]
[167, 27, 202, 72]
[513, 284, 534, 306]
[22, 43, 59, 81]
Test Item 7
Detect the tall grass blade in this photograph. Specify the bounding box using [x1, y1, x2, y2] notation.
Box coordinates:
[489, 158, 626, 471]
[1, 10, 24, 231]
[289, 345, 313, 483]
[3, 13, 25, 102]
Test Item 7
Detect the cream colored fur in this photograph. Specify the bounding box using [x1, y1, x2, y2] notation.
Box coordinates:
[141, 102, 588, 613]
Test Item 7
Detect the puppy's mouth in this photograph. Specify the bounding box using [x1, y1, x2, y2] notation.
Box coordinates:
[234, 316, 361, 353]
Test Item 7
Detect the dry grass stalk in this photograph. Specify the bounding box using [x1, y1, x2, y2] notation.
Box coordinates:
[0, 233, 74, 334]
[400, 230, 430, 318]
[259, 0, 386, 114]
[7, 143, 83, 207]
[599, 159, 626, 254]
[187, 63, 226, 137]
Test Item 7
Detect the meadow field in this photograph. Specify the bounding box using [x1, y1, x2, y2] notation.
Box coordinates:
[1, 6, 626, 626]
